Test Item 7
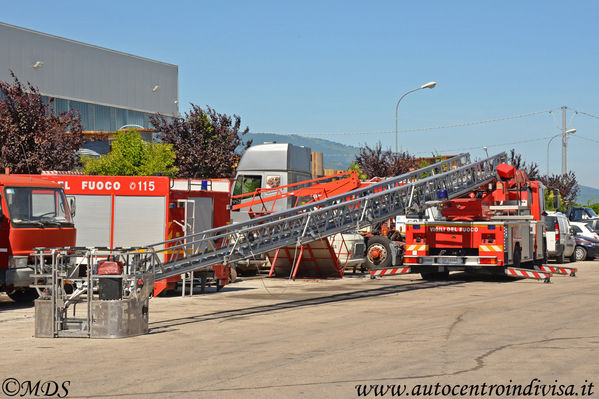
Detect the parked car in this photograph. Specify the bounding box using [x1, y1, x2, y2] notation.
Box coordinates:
[566, 206, 599, 222]
[570, 222, 599, 241]
[573, 235, 599, 261]
[544, 212, 576, 263]
[565, 206, 599, 234]
[583, 219, 599, 234]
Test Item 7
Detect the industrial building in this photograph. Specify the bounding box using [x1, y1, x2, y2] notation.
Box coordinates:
[0, 21, 178, 154]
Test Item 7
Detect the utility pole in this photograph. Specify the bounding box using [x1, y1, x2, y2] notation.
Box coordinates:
[561, 106, 567, 175]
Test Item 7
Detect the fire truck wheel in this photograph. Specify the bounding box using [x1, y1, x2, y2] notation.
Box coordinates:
[365, 236, 392, 269]
[420, 270, 450, 281]
[7, 288, 38, 303]
[574, 246, 587, 262]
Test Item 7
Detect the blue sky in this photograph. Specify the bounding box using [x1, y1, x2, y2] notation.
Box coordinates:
[3, 1, 599, 186]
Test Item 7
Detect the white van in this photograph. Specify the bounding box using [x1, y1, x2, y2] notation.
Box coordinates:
[544, 212, 575, 263]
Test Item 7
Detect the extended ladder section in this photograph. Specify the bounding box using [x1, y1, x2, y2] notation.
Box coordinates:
[142, 152, 506, 280]
[32, 152, 507, 338]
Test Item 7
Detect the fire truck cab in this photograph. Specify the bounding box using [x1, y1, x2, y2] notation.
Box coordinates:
[0, 175, 76, 302]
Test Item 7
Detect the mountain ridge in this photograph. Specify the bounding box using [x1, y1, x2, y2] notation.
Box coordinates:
[245, 133, 359, 170]
[577, 185, 599, 204]
[244, 133, 599, 203]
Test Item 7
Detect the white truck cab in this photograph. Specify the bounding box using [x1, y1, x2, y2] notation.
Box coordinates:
[231, 142, 312, 223]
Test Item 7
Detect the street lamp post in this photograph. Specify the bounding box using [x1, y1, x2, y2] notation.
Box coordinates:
[395, 81, 437, 153]
[547, 128, 576, 175]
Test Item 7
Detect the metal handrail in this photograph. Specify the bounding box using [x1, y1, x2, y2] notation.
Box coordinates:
[124, 152, 506, 279]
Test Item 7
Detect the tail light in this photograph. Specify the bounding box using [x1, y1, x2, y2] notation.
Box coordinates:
[555, 222, 560, 242]
[403, 257, 420, 264]
[479, 258, 497, 264]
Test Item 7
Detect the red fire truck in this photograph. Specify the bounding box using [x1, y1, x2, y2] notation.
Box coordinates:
[35, 173, 232, 295]
[400, 163, 550, 280]
[0, 175, 76, 302]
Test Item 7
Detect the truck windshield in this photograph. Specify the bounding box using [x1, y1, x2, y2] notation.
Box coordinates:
[232, 175, 262, 197]
[585, 208, 598, 218]
[571, 207, 599, 220]
[4, 187, 72, 225]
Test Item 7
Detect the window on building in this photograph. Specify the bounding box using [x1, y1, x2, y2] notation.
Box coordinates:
[41, 96, 155, 133]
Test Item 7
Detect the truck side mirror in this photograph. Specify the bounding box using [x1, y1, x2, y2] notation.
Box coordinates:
[68, 196, 76, 218]
[552, 189, 559, 210]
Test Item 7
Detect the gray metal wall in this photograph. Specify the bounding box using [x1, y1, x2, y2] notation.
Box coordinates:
[113, 196, 166, 248]
[71, 195, 112, 247]
[0, 22, 178, 117]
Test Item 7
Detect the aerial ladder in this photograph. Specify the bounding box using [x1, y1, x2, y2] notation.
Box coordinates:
[32, 152, 506, 338]
[231, 170, 366, 218]
[231, 170, 372, 278]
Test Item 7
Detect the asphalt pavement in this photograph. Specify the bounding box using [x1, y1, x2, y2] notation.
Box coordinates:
[0, 261, 597, 398]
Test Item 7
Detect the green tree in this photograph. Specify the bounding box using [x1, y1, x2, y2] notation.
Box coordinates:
[347, 162, 367, 180]
[83, 129, 178, 177]
[571, 201, 599, 215]
[586, 202, 599, 215]
[544, 190, 563, 211]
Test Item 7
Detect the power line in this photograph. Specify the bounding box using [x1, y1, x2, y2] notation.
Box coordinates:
[414, 113, 599, 156]
[572, 135, 599, 144]
[574, 110, 599, 120]
[251, 109, 553, 136]
[412, 135, 554, 155]
[397, 110, 552, 133]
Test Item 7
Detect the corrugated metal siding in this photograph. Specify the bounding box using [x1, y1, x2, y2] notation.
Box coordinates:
[0, 22, 178, 117]
[189, 197, 214, 233]
[113, 196, 165, 247]
[72, 195, 112, 247]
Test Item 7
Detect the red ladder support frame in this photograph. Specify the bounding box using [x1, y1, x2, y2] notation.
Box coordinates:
[267, 238, 347, 280]
[291, 245, 306, 280]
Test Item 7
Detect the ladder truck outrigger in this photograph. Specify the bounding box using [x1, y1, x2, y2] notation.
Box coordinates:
[31, 152, 573, 339]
